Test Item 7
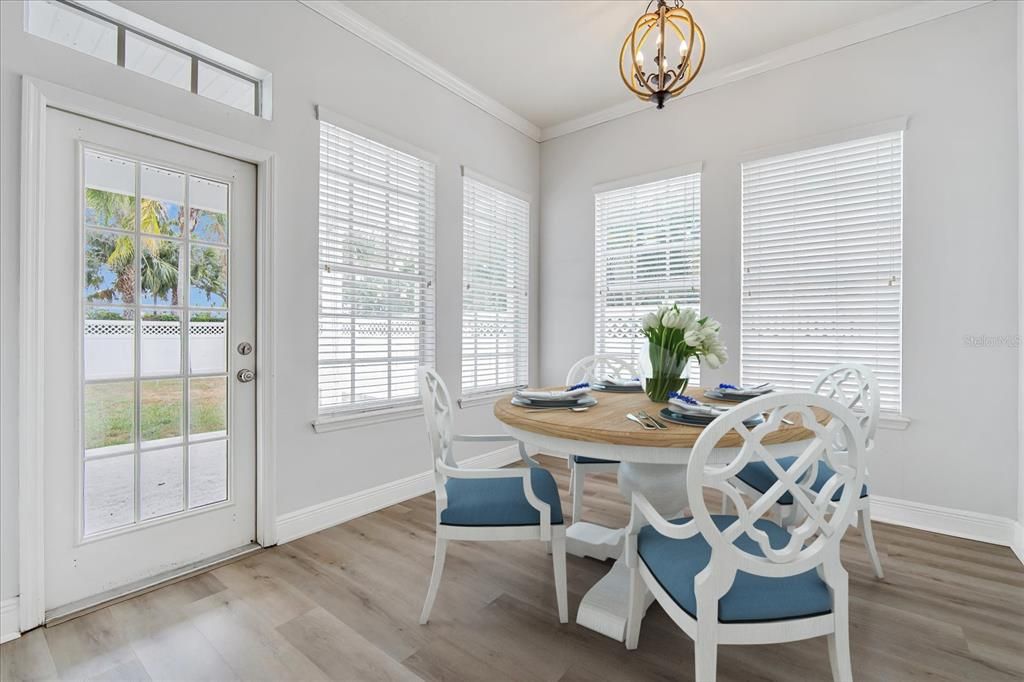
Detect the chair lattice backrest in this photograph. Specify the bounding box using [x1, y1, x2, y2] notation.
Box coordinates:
[419, 367, 456, 468]
[565, 353, 641, 385]
[688, 392, 867, 578]
[811, 363, 880, 447]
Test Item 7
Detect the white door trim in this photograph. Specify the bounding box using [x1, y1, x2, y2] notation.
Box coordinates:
[17, 75, 278, 633]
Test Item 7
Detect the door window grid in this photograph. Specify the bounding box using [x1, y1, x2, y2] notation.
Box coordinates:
[81, 147, 231, 539]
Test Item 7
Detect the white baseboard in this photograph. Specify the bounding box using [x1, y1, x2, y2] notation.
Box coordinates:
[1, 597, 19, 644]
[276, 445, 521, 544]
[871, 495, 1022, 560]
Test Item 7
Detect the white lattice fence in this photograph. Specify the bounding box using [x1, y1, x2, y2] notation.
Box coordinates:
[84, 319, 226, 379]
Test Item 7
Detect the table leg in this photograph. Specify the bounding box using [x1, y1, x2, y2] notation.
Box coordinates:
[575, 461, 689, 641]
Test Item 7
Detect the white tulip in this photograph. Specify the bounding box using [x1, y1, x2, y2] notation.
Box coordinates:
[678, 308, 697, 330]
[662, 309, 684, 329]
[642, 311, 661, 330]
[684, 328, 704, 346]
[704, 352, 722, 369]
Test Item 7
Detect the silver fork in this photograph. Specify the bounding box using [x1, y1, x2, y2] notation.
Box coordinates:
[626, 413, 657, 430]
[636, 410, 667, 430]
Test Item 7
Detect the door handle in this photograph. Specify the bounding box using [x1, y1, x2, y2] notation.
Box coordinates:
[236, 368, 255, 383]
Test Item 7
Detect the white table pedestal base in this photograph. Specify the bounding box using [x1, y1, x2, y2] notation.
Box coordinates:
[574, 461, 689, 640]
[565, 522, 623, 561]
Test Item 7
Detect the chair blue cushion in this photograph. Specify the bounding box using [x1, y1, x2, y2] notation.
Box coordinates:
[735, 456, 868, 505]
[638, 515, 833, 624]
[572, 455, 619, 465]
[441, 467, 564, 527]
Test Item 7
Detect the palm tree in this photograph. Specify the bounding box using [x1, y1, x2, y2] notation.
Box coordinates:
[85, 189, 181, 304]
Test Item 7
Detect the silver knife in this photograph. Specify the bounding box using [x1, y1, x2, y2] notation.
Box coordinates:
[626, 413, 656, 430]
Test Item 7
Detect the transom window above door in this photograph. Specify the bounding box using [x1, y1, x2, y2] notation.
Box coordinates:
[24, 0, 272, 117]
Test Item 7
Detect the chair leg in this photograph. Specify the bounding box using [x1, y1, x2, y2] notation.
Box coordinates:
[827, 616, 853, 682]
[826, 568, 853, 682]
[571, 462, 585, 522]
[551, 532, 568, 623]
[419, 536, 448, 624]
[694, 637, 718, 682]
[625, 564, 646, 650]
[860, 504, 884, 579]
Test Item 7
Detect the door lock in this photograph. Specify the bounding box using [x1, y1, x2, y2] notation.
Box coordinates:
[237, 341, 253, 355]
[236, 368, 256, 383]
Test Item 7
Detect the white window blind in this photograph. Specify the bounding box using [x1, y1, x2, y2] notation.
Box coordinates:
[594, 172, 701, 382]
[317, 119, 436, 415]
[741, 131, 903, 412]
[460, 174, 530, 396]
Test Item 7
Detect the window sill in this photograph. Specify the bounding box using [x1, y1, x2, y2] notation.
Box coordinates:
[312, 404, 423, 433]
[878, 414, 911, 431]
[457, 391, 513, 409]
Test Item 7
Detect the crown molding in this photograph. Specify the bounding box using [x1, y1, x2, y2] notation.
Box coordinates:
[298, 0, 542, 142]
[538, 0, 991, 142]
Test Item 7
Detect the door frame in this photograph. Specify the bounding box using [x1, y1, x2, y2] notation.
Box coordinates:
[18, 76, 279, 632]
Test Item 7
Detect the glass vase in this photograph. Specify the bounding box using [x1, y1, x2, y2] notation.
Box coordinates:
[639, 339, 692, 403]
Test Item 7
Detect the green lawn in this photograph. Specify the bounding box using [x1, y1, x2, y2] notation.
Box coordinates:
[85, 377, 227, 449]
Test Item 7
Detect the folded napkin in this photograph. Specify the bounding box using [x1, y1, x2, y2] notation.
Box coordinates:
[602, 377, 641, 387]
[667, 392, 729, 416]
[716, 382, 774, 396]
[515, 382, 591, 401]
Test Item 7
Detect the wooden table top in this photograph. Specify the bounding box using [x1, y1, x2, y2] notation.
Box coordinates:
[493, 385, 829, 449]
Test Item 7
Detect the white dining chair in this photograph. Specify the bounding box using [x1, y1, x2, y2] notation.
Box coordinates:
[417, 367, 568, 625]
[624, 391, 867, 682]
[727, 364, 884, 578]
[565, 353, 641, 521]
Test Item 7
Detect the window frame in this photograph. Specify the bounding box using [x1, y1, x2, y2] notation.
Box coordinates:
[459, 167, 531, 405]
[739, 123, 905, 416]
[593, 163, 703, 382]
[24, 0, 272, 118]
[313, 106, 438, 431]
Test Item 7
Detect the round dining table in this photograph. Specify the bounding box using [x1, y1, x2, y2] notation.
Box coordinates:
[493, 385, 830, 642]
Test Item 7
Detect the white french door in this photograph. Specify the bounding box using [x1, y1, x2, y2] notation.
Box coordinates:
[41, 109, 257, 615]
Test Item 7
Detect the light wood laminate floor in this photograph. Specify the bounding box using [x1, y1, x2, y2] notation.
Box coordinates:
[3, 455, 1023, 681]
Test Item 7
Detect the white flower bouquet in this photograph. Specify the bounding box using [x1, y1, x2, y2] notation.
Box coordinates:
[640, 304, 728, 402]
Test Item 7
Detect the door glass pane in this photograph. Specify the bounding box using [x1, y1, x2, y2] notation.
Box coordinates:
[141, 165, 185, 237]
[190, 311, 227, 374]
[85, 151, 135, 230]
[84, 454, 134, 534]
[140, 447, 185, 520]
[140, 310, 181, 376]
[85, 230, 135, 304]
[189, 377, 226, 437]
[188, 177, 228, 243]
[189, 440, 227, 508]
[84, 381, 135, 452]
[125, 32, 191, 91]
[141, 379, 183, 445]
[80, 146, 235, 538]
[84, 307, 134, 380]
[189, 245, 227, 307]
[140, 239, 180, 306]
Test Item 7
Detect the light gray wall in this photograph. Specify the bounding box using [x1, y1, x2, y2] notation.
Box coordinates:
[539, 2, 1020, 519]
[0, 0, 540, 601]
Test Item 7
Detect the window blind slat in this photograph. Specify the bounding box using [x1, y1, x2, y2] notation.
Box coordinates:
[595, 172, 702, 382]
[461, 176, 530, 396]
[741, 131, 902, 412]
[317, 120, 436, 415]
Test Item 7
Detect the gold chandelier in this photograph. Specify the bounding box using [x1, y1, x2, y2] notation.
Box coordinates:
[619, 0, 706, 109]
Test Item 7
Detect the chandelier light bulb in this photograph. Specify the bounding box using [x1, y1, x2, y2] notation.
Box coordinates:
[635, 49, 644, 66]
[679, 39, 688, 55]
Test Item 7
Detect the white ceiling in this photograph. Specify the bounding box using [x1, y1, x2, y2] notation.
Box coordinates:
[342, 1, 913, 131]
